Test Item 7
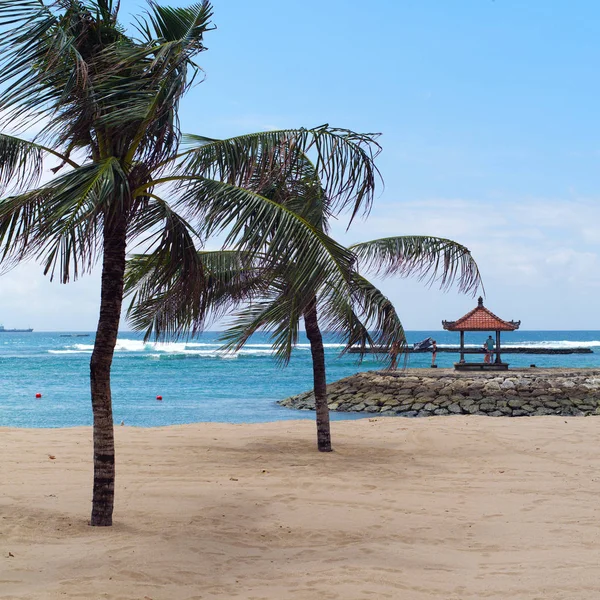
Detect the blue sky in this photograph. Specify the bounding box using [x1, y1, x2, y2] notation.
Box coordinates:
[1, 0, 599, 330]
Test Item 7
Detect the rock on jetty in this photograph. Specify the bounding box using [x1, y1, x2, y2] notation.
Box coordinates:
[278, 369, 600, 417]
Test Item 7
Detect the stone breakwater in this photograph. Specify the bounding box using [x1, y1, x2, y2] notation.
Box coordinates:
[278, 368, 600, 417]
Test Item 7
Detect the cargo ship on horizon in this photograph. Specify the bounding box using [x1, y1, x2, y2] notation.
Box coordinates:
[0, 324, 33, 332]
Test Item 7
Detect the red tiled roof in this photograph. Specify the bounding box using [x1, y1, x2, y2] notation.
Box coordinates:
[442, 297, 520, 332]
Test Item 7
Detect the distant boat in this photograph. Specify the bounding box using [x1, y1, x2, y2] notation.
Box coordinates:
[0, 324, 33, 332]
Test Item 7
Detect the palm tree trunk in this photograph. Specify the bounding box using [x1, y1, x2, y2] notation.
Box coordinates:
[89, 214, 127, 526]
[304, 297, 332, 452]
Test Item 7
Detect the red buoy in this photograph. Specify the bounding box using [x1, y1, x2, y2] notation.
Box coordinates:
[35, 393, 42, 398]
[156, 395, 163, 401]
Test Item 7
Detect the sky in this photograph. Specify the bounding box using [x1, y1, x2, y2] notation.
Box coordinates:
[1, 0, 599, 331]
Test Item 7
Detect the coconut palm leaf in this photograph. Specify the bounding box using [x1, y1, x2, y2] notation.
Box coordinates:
[0, 0, 96, 129]
[0, 158, 129, 280]
[220, 267, 408, 367]
[0, 0, 214, 168]
[242, 149, 330, 232]
[142, 1, 214, 46]
[350, 235, 483, 295]
[0, 133, 76, 193]
[125, 195, 207, 340]
[126, 248, 264, 340]
[116, 3, 214, 166]
[172, 176, 356, 299]
[177, 126, 382, 223]
[220, 286, 304, 364]
[317, 272, 407, 360]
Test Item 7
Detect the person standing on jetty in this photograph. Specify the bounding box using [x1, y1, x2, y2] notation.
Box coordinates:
[431, 340, 437, 368]
[484, 335, 495, 363]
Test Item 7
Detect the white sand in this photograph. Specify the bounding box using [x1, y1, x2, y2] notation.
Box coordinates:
[2, 416, 600, 599]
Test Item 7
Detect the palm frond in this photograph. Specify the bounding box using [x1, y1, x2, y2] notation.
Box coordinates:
[0, 158, 127, 281]
[126, 245, 264, 341]
[142, 1, 214, 45]
[174, 176, 355, 302]
[119, 2, 214, 167]
[318, 272, 407, 362]
[0, 0, 91, 130]
[176, 126, 382, 224]
[350, 235, 483, 295]
[0, 133, 81, 193]
[0, 0, 214, 171]
[0, 134, 45, 193]
[124, 195, 207, 341]
[220, 286, 303, 364]
[238, 149, 330, 233]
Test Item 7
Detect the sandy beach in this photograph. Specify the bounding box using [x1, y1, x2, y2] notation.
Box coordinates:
[2, 416, 600, 600]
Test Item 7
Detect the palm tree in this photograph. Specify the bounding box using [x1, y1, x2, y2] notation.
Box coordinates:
[125, 151, 483, 452]
[0, 0, 382, 524]
[217, 214, 483, 453]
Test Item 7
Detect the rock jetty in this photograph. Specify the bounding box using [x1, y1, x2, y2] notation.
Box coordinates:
[348, 346, 592, 354]
[279, 369, 600, 417]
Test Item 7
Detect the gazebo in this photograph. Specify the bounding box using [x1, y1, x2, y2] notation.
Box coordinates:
[442, 297, 520, 371]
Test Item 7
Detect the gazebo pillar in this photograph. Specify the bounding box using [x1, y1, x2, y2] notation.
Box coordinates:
[459, 331, 465, 363]
[495, 330, 501, 364]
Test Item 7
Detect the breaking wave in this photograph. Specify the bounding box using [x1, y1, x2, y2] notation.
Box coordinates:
[49, 337, 344, 358]
[50, 338, 600, 356]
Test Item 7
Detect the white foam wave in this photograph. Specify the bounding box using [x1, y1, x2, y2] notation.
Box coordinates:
[502, 340, 600, 348]
[73, 339, 201, 353]
[184, 341, 344, 350]
[65, 337, 345, 356]
[55, 336, 600, 357]
[296, 343, 344, 349]
[144, 347, 271, 359]
[165, 349, 232, 356]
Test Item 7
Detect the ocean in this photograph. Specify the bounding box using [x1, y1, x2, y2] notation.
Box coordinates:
[1, 330, 599, 428]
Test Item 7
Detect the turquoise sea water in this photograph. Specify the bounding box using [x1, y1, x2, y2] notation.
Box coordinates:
[1, 330, 599, 428]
